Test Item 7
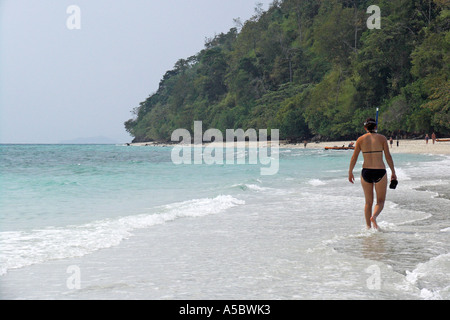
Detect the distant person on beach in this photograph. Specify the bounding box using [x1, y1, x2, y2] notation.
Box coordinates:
[425, 134, 429, 144]
[348, 118, 397, 229]
[389, 136, 393, 148]
[432, 132, 436, 144]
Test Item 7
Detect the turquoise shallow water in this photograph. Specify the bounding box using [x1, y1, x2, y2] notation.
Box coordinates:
[1, 144, 449, 299]
[0, 144, 357, 231]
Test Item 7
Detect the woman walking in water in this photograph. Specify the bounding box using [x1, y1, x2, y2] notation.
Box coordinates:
[348, 118, 397, 229]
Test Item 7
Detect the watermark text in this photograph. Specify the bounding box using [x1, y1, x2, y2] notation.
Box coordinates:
[171, 121, 279, 175]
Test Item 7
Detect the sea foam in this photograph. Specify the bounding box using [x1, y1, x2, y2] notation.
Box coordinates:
[0, 195, 245, 275]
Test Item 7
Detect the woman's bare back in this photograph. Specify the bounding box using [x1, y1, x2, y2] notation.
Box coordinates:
[356, 133, 388, 169]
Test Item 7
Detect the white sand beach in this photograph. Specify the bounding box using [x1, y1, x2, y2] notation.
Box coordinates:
[131, 138, 450, 155]
[296, 139, 450, 155]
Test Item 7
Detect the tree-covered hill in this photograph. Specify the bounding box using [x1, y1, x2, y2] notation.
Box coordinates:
[125, 0, 449, 143]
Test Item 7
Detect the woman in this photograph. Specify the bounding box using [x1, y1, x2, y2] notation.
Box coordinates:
[348, 118, 397, 229]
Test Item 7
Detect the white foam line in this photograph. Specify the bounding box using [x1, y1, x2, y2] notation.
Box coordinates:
[0, 195, 245, 275]
[307, 179, 327, 186]
[405, 253, 450, 300]
[396, 213, 433, 226]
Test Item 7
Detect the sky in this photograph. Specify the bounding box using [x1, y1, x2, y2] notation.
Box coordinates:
[0, 0, 272, 144]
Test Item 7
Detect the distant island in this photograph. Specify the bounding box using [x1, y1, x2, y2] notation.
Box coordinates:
[125, 0, 449, 143]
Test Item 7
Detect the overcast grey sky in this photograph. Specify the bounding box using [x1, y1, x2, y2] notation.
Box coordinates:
[0, 0, 272, 143]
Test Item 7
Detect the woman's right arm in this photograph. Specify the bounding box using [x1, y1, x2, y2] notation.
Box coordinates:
[348, 139, 361, 184]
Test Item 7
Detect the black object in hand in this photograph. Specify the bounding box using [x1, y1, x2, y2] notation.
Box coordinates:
[389, 179, 398, 189]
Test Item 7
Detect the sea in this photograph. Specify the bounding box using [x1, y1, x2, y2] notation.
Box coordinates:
[0, 144, 449, 300]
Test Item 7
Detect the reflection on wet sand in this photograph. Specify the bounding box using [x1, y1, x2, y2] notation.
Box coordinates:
[333, 230, 441, 275]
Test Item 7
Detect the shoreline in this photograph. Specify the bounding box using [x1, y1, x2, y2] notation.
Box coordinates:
[290, 139, 450, 155]
[129, 138, 450, 155]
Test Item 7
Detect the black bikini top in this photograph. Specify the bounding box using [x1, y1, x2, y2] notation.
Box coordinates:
[362, 150, 383, 154]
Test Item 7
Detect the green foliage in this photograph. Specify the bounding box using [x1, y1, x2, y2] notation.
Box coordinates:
[125, 0, 450, 142]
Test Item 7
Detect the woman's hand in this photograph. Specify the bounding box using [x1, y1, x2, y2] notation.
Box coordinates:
[348, 172, 355, 184]
[391, 172, 397, 181]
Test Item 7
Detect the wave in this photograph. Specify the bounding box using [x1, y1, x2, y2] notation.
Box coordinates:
[307, 179, 327, 186]
[0, 195, 245, 276]
[230, 183, 293, 197]
[231, 183, 272, 192]
[405, 253, 450, 300]
[394, 167, 411, 181]
[404, 155, 450, 180]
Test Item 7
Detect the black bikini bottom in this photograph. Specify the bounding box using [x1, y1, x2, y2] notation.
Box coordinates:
[361, 169, 387, 183]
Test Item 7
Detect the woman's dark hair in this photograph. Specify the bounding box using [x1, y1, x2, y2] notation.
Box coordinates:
[364, 118, 377, 133]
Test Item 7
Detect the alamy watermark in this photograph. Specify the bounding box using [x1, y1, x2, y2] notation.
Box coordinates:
[367, 5, 381, 30]
[366, 264, 381, 290]
[65, 4, 380, 31]
[66, 5, 81, 30]
[66, 265, 81, 290]
[171, 121, 279, 176]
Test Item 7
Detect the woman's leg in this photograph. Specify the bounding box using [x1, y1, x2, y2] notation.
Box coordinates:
[371, 174, 388, 229]
[361, 177, 374, 228]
